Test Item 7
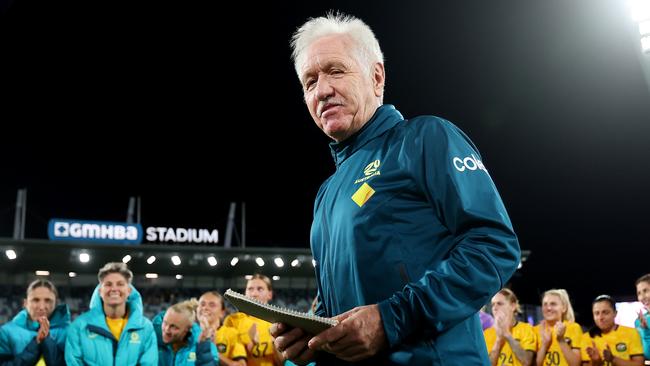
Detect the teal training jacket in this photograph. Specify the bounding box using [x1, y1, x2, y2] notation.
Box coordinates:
[152, 311, 219, 366]
[635, 314, 650, 360]
[0, 303, 70, 365]
[65, 285, 158, 366]
[310, 104, 520, 365]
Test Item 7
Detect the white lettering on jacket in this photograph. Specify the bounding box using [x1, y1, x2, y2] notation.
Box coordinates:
[452, 154, 487, 173]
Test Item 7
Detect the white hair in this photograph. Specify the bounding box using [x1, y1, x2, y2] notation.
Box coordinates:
[290, 12, 384, 83]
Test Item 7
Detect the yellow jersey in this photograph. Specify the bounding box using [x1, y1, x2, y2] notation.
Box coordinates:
[533, 321, 582, 366]
[105, 316, 128, 341]
[484, 321, 537, 366]
[580, 325, 643, 365]
[215, 325, 247, 362]
[223, 312, 277, 366]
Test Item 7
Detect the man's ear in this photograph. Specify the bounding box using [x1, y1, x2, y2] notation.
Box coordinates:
[373, 62, 386, 98]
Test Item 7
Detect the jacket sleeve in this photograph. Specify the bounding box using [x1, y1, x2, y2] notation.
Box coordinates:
[138, 321, 159, 366]
[0, 328, 41, 366]
[41, 335, 65, 366]
[635, 316, 650, 359]
[64, 320, 86, 366]
[195, 340, 219, 366]
[378, 118, 520, 347]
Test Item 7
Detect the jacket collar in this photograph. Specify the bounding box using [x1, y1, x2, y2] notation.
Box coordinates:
[87, 284, 146, 331]
[329, 104, 403, 167]
[12, 304, 71, 331]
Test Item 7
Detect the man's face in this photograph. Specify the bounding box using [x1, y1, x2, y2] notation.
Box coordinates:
[198, 293, 224, 325]
[300, 34, 384, 142]
[245, 279, 272, 304]
[24, 286, 56, 320]
[99, 273, 131, 307]
[162, 309, 191, 344]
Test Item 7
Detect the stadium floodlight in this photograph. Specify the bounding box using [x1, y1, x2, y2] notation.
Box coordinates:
[145, 273, 158, 279]
[291, 259, 300, 267]
[176, 274, 183, 280]
[628, 0, 650, 22]
[79, 253, 90, 263]
[245, 275, 253, 280]
[642, 35, 650, 53]
[122, 255, 132, 263]
[272, 275, 280, 281]
[5, 249, 17, 260]
[147, 255, 156, 264]
[255, 257, 265, 267]
[69, 272, 77, 278]
[230, 257, 239, 266]
[628, 0, 650, 53]
[35, 270, 50, 276]
[311, 259, 316, 267]
[171, 255, 181, 266]
[274, 257, 284, 268]
[207, 256, 217, 267]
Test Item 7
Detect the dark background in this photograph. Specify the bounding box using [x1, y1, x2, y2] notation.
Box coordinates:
[2, 0, 649, 325]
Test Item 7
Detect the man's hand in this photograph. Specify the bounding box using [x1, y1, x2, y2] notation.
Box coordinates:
[271, 323, 317, 365]
[36, 316, 50, 344]
[307, 304, 387, 363]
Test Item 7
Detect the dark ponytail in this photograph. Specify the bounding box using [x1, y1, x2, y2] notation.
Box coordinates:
[588, 294, 616, 337]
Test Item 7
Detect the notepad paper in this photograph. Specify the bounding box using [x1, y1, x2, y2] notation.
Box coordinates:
[224, 289, 337, 335]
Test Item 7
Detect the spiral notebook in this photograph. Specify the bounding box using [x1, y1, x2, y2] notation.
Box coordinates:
[224, 289, 338, 335]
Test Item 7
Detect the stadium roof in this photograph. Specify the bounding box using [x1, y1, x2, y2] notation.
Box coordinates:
[0, 238, 315, 278]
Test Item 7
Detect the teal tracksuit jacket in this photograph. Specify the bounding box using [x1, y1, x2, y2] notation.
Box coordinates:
[0, 304, 70, 365]
[65, 285, 157, 365]
[635, 313, 650, 360]
[311, 104, 520, 365]
[152, 311, 219, 366]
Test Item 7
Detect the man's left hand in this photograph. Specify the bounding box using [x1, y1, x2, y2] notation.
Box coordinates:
[307, 304, 387, 362]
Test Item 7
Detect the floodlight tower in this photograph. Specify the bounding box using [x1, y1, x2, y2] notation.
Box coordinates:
[627, 0, 650, 91]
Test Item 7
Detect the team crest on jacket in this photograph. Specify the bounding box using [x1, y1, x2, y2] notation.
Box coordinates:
[129, 332, 140, 344]
[188, 352, 196, 361]
[354, 160, 381, 184]
[616, 342, 627, 352]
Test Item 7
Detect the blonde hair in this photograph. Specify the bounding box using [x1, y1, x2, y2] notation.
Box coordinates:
[542, 289, 575, 322]
[249, 273, 273, 291]
[169, 298, 199, 323]
[496, 288, 522, 314]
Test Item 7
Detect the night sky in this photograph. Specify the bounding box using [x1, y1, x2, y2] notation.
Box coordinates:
[2, 0, 649, 324]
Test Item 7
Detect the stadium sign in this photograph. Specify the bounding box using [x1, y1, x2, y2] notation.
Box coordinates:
[145, 227, 219, 244]
[48, 219, 142, 244]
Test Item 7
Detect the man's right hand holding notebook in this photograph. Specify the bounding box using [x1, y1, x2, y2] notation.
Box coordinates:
[271, 304, 388, 364]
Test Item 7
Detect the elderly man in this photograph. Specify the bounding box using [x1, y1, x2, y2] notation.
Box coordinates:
[272, 12, 520, 366]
